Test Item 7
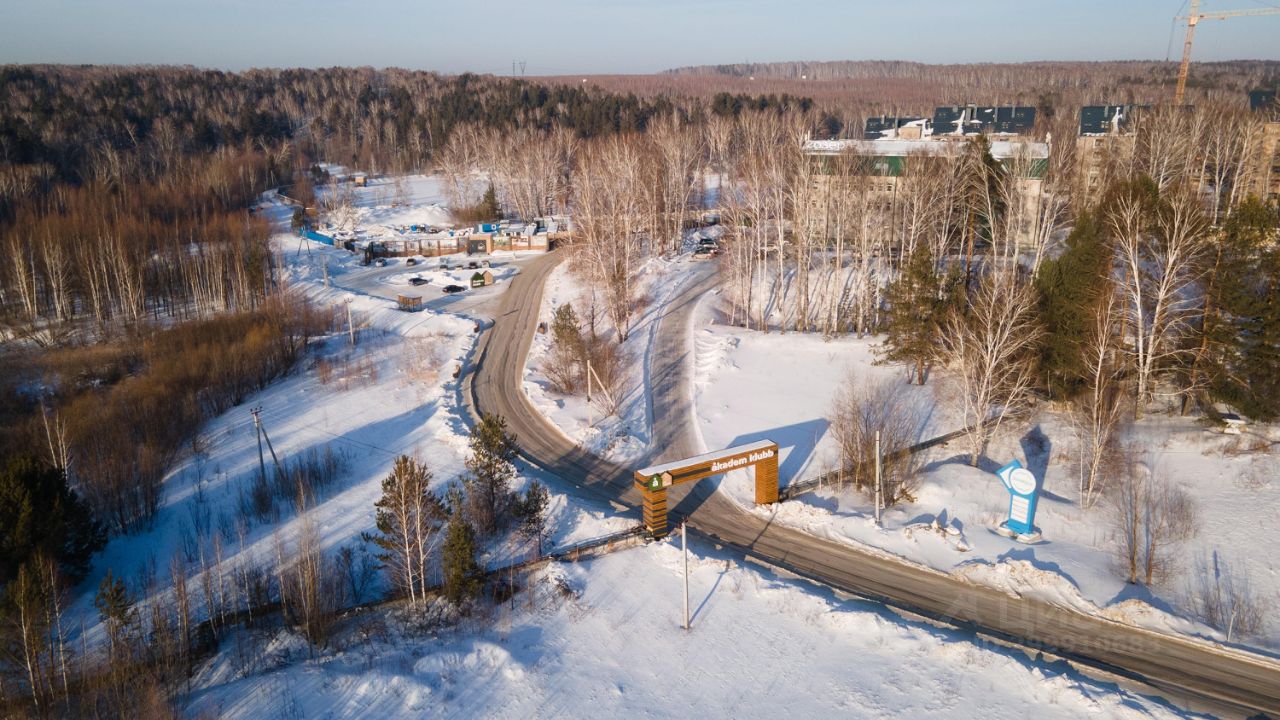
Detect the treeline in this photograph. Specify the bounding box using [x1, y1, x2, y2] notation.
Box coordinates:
[0, 65, 683, 202]
[664, 59, 1280, 95]
[2, 150, 277, 338]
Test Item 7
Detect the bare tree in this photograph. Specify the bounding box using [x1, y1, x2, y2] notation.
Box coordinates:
[436, 123, 485, 209]
[940, 272, 1043, 466]
[648, 114, 703, 255]
[573, 134, 648, 341]
[828, 374, 930, 503]
[1070, 288, 1127, 507]
[1110, 186, 1208, 418]
[279, 517, 340, 649]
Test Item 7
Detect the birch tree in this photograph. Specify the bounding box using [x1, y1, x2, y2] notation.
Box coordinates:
[941, 272, 1043, 466]
[1108, 181, 1208, 418]
[368, 456, 446, 607]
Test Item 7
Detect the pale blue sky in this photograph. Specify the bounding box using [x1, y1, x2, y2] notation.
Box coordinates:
[1, 0, 1278, 73]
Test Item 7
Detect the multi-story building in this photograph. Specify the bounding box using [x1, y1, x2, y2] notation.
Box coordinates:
[1075, 99, 1279, 206]
[801, 132, 1051, 250]
[1074, 105, 1141, 205]
[1247, 90, 1280, 201]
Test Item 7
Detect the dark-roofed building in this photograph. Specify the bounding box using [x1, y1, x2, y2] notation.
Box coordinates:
[993, 106, 1037, 134]
[931, 106, 966, 135]
[864, 116, 926, 140]
[931, 105, 1036, 136]
[1080, 105, 1132, 136]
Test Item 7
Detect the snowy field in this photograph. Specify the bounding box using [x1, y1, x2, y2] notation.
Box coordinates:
[185, 539, 1185, 720]
[315, 171, 456, 233]
[688, 290, 1280, 650]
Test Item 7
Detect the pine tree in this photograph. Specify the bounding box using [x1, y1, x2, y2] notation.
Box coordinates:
[1035, 211, 1114, 399]
[94, 569, 135, 657]
[513, 481, 550, 556]
[464, 414, 518, 535]
[481, 182, 500, 221]
[546, 303, 584, 394]
[0, 456, 106, 585]
[441, 518, 481, 605]
[366, 456, 446, 606]
[881, 246, 961, 385]
[1205, 199, 1280, 420]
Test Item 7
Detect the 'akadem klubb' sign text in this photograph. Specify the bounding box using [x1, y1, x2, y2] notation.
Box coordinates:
[711, 448, 776, 473]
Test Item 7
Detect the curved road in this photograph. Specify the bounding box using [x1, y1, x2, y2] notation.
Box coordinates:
[467, 251, 1280, 717]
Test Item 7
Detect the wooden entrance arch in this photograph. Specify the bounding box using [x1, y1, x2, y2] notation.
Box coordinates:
[633, 440, 779, 537]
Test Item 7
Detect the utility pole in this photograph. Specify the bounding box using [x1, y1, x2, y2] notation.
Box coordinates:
[251, 407, 287, 489]
[874, 430, 882, 525]
[251, 407, 268, 489]
[682, 521, 690, 631]
[344, 296, 355, 346]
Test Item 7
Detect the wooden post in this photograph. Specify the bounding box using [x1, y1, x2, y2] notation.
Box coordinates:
[643, 487, 668, 538]
[754, 453, 779, 505]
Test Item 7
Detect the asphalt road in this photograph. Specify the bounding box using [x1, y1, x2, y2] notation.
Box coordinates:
[467, 251, 1280, 718]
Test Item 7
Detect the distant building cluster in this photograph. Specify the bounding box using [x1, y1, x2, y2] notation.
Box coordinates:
[802, 104, 1050, 250]
[863, 105, 1038, 140]
[1074, 94, 1280, 203]
[799, 92, 1280, 255]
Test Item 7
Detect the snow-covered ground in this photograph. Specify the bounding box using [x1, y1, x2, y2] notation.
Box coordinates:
[185, 539, 1185, 720]
[66, 180, 623, 649]
[316, 173, 456, 233]
[688, 289, 1280, 650]
[523, 252, 704, 463]
[58, 169, 1272, 715]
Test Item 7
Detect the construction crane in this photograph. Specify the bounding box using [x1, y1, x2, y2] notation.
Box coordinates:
[1174, 0, 1280, 103]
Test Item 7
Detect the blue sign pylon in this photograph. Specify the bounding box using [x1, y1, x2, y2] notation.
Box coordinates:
[994, 459, 1042, 542]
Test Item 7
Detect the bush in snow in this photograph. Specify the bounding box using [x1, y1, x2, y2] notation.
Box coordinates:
[1187, 550, 1269, 642]
[1109, 457, 1198, 586]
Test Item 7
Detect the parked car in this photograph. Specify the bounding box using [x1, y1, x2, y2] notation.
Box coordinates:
[693, 246, 718, 260]
[409, 276, 428, 286]
[405, 257, 418, 266]
[442, 284, 467, 294]
[467, 260, 480, 269]
[375, 257, 388, 268]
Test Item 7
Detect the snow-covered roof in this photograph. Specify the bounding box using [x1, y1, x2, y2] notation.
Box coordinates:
[636, 439, 777, 478]
[803, 138, 1049, 160]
